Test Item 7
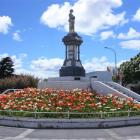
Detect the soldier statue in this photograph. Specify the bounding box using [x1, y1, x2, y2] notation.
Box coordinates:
[69, 9, 75, 33]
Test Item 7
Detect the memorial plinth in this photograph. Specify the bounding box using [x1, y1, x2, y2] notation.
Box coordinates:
[42, 76, 90, 90]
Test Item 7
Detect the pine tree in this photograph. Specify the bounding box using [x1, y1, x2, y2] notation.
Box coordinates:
[0, 57, 14, 79]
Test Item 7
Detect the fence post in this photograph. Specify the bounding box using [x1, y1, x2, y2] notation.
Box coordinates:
[128, 110, 130, 117]
[34, 112, 37, 119]
[67, 111, 70, 119]
[100, 112, 103, 119]
[10, 110, 12, 117]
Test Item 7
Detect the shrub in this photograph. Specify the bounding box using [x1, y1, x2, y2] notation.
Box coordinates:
[0, 75, 39, 93]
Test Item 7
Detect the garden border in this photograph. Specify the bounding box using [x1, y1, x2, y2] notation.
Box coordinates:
[0, 116, 140, 128]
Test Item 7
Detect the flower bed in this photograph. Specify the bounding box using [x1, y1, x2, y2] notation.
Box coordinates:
[0, 88, 140, 118]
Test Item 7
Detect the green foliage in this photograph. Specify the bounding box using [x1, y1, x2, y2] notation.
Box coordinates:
[0, 75, 39, 93]
[0, 57, 14, 79]
[119, 53, 140, 85]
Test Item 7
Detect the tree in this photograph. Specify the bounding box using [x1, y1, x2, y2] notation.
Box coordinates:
[0, 57, 14, 79]
[119, 53, 140, 85]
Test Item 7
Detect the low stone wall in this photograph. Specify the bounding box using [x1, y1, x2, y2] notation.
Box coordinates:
[0, 116, 140, 129]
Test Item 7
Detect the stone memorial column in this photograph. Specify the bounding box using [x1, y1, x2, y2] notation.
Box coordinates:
[59, 9, 85, 77]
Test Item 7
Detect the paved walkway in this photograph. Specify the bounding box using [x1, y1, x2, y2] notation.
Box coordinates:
[0, 125, 140, 140]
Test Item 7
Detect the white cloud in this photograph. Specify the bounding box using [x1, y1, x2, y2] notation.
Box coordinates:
[120, 40, 140, 50]
[31, 57, 63, 71]
[30, 57, 63, 78]
[118, 28, 140, 40]
[0, 55, 63, 78]
[30, 56, 115, 78]
[100, 30, 116, 40]
[41, 2, 70, 29]
[133, 8, 140, 22]
[0, 16, 12, 34]
[84, 56, 114, 72]
[12, 54, 27, 69]
[13, 30, 22, 42]
[40, 0, 127, 35]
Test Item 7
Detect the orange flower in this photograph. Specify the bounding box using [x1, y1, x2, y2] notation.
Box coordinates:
[134, 104, 140, 109]
[0, 88, 139, 112]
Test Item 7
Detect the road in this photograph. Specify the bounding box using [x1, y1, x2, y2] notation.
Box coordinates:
[0, 125, 140, 140]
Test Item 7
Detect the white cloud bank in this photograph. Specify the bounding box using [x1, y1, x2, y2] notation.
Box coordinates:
[40, 0, 127, 35]
[13, 30, 22, 42]
[133, 8, 140, 22]
[84, 56, 114, 72]
[31, 57, 63, 71]
[118, 28, 140, 40]
[30, 56, 115, 78]
[0, 16, 12, 34]
[120, 40, 140, 50]
[100, 30, 116, 40]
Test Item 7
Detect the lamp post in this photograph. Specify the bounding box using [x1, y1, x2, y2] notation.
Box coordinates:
[104, 47, 117, 75]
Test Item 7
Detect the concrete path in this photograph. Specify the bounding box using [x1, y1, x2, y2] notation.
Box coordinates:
[0, 125, 140, 140]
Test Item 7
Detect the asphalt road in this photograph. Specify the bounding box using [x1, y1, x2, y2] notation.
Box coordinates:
[0, 125, 140, 140]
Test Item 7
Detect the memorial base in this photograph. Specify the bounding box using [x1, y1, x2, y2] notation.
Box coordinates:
[59, 66, 85, 77]
[38, 76, 90, 90]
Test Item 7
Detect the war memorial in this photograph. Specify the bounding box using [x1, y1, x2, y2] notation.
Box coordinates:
[0, 9, 140, 129]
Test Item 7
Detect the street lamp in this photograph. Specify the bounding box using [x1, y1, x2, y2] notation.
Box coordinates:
[104, 47, 117, 75]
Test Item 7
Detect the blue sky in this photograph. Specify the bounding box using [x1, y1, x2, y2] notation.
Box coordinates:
[0, 0, 140, 78]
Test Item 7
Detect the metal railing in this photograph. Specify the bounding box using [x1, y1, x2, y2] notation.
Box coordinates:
[0, 110, 140, 119]
[1, 89, 22, 94]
